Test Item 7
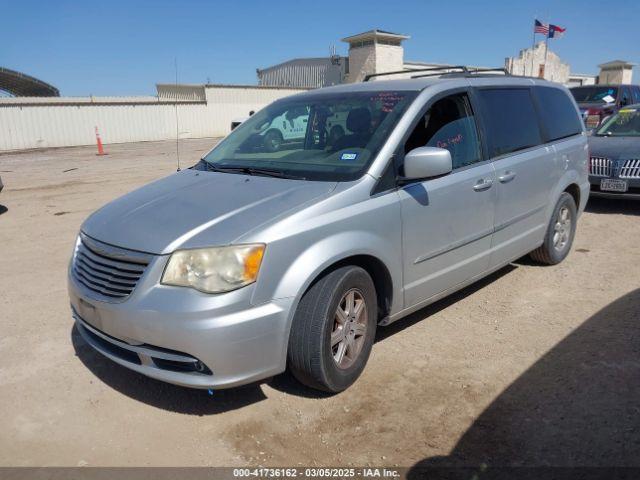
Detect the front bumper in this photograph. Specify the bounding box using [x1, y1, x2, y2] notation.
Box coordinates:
[69, 263, 294, 389]
[589, 176, 640, 200]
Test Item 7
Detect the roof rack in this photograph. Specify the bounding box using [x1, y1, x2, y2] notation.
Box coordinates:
[363, 66, 510, 82]
[411, 67, 510, 79]
[364, 66, 468, 82]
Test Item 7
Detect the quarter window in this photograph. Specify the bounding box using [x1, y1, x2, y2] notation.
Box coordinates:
[534, 86, 583, 141]
[477, 88, 543, 157]
[404, 93, 482, 170]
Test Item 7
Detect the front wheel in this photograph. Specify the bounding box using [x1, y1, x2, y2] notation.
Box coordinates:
[287, 266, 377, 393]
[530, 192, 577, 265]
[263, 129, 283, 152]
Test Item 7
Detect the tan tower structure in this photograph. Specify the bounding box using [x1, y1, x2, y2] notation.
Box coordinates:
[342, 30, 410, 83]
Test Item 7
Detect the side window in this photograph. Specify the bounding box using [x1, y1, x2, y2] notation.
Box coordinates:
[534, 86, 583, 141]
[632, 87, 640, 105]
[404, 93, 482, 170]
[477, 88, 543, 157]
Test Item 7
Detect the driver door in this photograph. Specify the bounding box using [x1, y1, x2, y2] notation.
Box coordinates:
[398, 90, 496, 308]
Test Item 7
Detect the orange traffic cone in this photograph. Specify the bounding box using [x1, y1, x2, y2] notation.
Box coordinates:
[95, 126, 107, 156]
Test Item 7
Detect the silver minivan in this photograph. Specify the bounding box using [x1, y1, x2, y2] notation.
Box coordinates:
[69, 71, 589, 393]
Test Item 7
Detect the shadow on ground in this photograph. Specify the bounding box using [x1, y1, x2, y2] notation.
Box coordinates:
[585, 197, 640, 216]
[0, 205, 8, 216]
[71, 325, 268, 415]
[408, 288, 640, 478]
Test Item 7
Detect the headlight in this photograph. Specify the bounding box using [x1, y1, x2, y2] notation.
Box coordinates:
[161, 244, 265, 293]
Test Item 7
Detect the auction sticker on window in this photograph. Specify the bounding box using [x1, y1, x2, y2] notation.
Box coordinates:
[340, 152, 358, 161]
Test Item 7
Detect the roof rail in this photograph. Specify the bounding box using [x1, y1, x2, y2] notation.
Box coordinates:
[411, 67, 510, 79]
[363, 66, 510, 82]
[467, 67, 509, 75]
[363, 66, 470, 82]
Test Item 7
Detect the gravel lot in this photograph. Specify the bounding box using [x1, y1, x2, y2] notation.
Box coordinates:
[1, 138, 638, 468]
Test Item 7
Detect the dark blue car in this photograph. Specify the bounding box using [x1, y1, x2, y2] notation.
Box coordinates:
[588, 104, 640, 199]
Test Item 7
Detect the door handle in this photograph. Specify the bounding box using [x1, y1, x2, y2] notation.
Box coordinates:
[498, 171, 516, 183]
[473, 178, 493, 191]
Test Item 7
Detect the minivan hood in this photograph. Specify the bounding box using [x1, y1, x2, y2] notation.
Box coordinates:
[82, 169, 336, 254]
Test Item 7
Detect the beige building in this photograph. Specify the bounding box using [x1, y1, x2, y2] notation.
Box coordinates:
[341, 30, 409, 82]
[505, 44, 636, 87]
[598, 60, 636, 84]
[257, 28, 634, 88]
[505, 41, 572, 83]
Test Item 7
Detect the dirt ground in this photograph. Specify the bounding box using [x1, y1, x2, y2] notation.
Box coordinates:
[1, 138, 639, 469]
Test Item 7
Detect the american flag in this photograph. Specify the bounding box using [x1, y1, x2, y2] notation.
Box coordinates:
[534, 19, 549, 35]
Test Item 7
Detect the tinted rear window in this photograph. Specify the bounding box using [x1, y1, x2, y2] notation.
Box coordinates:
[534, 86, 583, 141]
[570, 86, 618, 104]
[477, 88, 543, 157]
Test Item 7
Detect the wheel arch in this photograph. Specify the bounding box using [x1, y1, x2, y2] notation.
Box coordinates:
[306, 254, 394, 323]
[564, 183, 581, 210]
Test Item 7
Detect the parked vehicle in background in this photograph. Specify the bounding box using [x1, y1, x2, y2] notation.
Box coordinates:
[570, 84, 640, 130]
[588, 104, 640, 199]
[230, 117, 248, 131]
[69, 70, 589, 393]
[230, 111, 255, 131]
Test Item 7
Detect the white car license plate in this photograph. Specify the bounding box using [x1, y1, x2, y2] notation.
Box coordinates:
[600, 178, 628, 192]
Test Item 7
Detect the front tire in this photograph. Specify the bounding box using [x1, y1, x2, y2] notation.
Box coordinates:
[263, 129, 283, 152]
[287, 266, 377, 393]
[530, 192, 577, 265]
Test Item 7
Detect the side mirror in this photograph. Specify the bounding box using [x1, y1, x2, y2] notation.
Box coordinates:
[402, 147, 452, 181]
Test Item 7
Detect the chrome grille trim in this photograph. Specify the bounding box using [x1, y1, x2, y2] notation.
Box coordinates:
[589, 157, 612, 177]
[71, 233, 152, 301]
[620, 159, 640, 179]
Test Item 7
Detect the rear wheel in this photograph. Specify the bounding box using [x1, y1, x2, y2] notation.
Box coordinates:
[530, 192, 577, 265]
[287, 266, 377, 393]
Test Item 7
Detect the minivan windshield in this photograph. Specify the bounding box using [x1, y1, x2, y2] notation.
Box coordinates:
[202, 91, 417, 181]
[595, 108, 640, 137]
[570, 86, 618, 104]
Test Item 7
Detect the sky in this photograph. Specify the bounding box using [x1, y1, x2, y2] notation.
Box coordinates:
[2, 0, 639, 96]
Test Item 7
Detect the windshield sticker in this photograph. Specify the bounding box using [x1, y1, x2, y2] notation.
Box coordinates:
[620, 109, 636, 113]
[602, 94, 615, 104]
[371, 92, 404, 112]
[340, 152, 358, 161]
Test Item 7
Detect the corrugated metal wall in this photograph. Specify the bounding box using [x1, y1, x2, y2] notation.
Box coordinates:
[0, 86, 307, 151]
[257, 58, 345, 88]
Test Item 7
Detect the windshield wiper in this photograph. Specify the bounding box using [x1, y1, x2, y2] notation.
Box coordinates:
[204, 163, 306, 180]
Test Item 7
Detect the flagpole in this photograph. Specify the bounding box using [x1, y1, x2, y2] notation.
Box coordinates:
[543, 30, 549, 79]
[542, 11, 550, 79]
[530, 17, 536, 76]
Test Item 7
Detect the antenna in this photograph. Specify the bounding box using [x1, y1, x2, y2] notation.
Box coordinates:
[174, 57, 181, 172]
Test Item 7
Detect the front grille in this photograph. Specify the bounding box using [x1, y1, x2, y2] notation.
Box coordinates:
[72, 234, 150, 300]
[589, 157, 612, 177]
[619, 159, 640, 179]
